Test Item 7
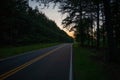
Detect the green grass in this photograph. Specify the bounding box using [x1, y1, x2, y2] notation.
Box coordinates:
[73, 44, 106, 80]
[0, 43, 59, 59]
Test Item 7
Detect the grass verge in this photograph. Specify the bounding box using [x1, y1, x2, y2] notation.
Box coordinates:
[0, 43, 59, 59]
[73, 44, 106, 80]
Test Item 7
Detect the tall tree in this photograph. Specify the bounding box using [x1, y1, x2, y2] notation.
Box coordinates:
[102, 0, 116, 62]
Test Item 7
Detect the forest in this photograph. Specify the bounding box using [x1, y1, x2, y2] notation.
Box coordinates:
[59, 0, 120, 63]
[0, 0, 120, 63]
[0, 0, 73, 47]
[36, 0, 120, 63]
[0, 0, 120, 79]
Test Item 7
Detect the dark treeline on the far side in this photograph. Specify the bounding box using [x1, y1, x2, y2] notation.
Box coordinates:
[0, 0, 73, 46]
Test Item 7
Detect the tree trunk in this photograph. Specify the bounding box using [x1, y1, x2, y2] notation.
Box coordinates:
[103, 0, 116, 62]
[96, 3, 100, 49]
[79, 1, 84, 46]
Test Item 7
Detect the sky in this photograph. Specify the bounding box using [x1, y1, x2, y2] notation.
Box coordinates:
[29, 1, 74, 38]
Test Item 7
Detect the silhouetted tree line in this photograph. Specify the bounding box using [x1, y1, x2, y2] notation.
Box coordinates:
[35, 0, 120, 63]
[0, 0, 73, 46]
[58, 0, 120, 63]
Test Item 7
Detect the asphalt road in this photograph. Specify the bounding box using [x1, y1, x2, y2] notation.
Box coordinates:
[0, 43, 72, 80]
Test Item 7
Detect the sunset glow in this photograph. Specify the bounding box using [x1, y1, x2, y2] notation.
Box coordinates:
[29, 1, 75, 38]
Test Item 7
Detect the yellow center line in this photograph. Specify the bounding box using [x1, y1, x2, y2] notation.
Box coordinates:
[0, 45, 65, 80]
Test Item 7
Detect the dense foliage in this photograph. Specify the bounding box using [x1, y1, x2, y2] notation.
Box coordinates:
[58, 0, 120, 63]
[0, 0, 73, 46]
[34, 0, 120, 63]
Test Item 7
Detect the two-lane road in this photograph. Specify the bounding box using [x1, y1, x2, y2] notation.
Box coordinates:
[0, 43, 73, 80]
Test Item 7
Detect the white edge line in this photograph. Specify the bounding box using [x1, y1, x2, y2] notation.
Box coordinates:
[69, 44, 73, 80]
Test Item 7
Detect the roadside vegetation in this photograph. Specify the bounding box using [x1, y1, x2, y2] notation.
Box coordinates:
[0, 0, 73, 47]
[0, 0, 73, 59]
[0, 43, 59, 59]
[73, 43, 106, 80]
